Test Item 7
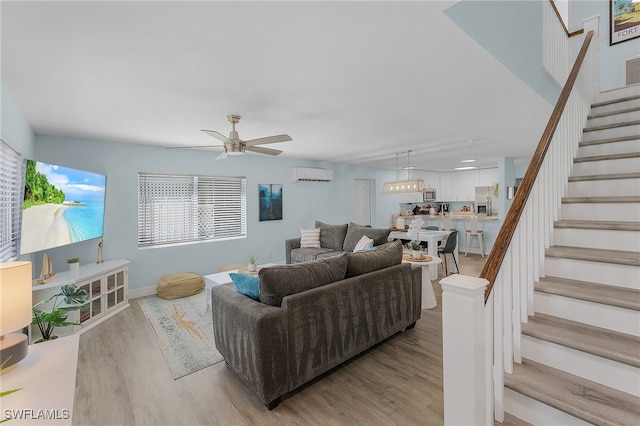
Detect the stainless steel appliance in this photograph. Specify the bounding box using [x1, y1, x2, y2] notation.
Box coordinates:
[423, 188, 436, 201]
[475, 186, 498, 216]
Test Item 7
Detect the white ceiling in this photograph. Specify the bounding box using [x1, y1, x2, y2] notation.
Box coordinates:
[1, 1, 552, 172]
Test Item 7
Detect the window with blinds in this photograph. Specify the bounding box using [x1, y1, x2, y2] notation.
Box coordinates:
[0, 140, 23, 262]
[138, 173, 246, 248]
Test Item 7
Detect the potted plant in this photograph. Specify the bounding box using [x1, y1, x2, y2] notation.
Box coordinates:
[247, 255, 258, 272]
[32, 284, 88, 343]
[67, 257, 80, 273]
[410, 241, 423, 259]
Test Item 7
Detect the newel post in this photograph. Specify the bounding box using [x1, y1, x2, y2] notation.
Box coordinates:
[440, 274, 490, 425]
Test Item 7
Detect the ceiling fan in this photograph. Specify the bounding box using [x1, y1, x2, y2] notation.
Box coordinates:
[167, 114, 292, 160]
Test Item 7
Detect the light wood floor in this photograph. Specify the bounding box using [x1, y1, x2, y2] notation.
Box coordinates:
[73, 254, 487, 426]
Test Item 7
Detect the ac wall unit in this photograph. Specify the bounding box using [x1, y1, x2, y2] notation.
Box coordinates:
[292, 167, 334, 182]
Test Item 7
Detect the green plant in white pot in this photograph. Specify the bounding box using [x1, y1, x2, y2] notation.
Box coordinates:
[247, 255, 258, 272]
[410, 241, 423, 259]
[32, 284, 88, 342]
[67, 257, 80, 273]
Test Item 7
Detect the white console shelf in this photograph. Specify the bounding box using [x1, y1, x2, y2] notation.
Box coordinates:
[31, 259, 130, 342]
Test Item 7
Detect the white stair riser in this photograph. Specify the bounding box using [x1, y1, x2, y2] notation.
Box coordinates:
[567, 178, 640, 197]
[594, 86, 640, 103]
[578, 139, 640, 157]
[553, 228, 640, 251]
[573, 157, 640, 175]
[591, 99, 640, 115]
[504, 388, 590, 426]
[581, 124, 640, 141]
[587, 110, 640, 127]
[560, 202, 640, 221]
[544, 257, 640, 290]
[533, 291, 640, 335]
[522, 335, 640, 396]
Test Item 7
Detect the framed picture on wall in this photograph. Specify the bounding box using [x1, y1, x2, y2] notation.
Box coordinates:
[259, 184, 283, 221]
[610, 0, 640, 45]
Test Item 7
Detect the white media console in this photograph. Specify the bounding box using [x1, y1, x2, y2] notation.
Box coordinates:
[30, 258, 130, 342]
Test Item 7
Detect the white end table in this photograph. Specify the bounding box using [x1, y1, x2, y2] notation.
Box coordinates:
[203, 263, 276, 311]
[402, 254, 442, 309]
[0, 334, 79, 425]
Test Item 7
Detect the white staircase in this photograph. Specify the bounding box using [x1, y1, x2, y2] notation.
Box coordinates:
[502, 85, 640, 425]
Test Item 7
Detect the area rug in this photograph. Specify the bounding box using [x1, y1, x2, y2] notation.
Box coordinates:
[138, 291, 223, 379]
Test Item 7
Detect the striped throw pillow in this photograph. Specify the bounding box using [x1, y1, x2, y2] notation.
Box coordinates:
[300, 228, 321, 248]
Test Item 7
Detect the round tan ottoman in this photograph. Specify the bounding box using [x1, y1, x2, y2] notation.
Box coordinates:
[157, 272, 203, 300]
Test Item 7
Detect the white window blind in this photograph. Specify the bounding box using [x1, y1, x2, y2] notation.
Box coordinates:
[138, 173, 246, 248]
[0, 140, 23, 261]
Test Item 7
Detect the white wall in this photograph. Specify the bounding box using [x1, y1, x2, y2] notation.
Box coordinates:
[27, 134, 400, 291]
[1, 82, 35, 158]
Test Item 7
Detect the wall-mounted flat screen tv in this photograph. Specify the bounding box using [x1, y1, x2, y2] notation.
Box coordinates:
[20, 159, 107, 255]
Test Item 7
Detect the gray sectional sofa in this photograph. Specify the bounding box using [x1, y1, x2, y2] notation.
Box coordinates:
[285, 221, 393, 264]
[211, 240, 422, 409]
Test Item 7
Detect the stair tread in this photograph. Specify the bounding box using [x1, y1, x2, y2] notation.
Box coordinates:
[537, 276, 640, 311]
[574, 152, 640, 162]
[562, 195, 640, 203]
[569, 172, 640, 182]
[523, 312, 640, 367]
[505, 359, 640, 426]
[588, 106, 640, 120]
[579, 135, 639, 146]
[591, 94, 640, 108]
[583, 119, 640, 132]
[555, 220, 640, 231]
[546, 245, 640, 266]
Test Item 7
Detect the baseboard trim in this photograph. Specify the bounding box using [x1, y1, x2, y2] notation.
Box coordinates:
[128, 285, 157, 299]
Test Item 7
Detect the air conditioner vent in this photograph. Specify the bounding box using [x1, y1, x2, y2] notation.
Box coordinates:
[626, 56, 640, 86]
[292, 167, 333, 182]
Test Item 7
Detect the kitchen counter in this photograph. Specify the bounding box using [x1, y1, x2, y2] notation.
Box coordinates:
[395, 214, 502, 256]
[399, 214, 499, 221]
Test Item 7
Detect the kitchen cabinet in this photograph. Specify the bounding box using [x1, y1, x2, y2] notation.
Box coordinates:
[438, 172, 454, 201]
[457, 170, 479, 201]
[479, 168, 498, 187]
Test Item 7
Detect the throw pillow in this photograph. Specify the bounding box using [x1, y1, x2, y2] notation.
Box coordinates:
[300, 228, 321, 248]
[314, 221, 348, 251]
[229, 272, 260, 301]
[353, 235, 374, 252]
[342, 222, 392, 252]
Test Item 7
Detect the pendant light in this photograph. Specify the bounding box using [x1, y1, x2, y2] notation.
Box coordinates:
[382, 150, 426, 194]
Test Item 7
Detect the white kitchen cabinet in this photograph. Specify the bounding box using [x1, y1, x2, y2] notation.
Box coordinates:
[457, 170, 479, 201]
[479, 168, 498, 186]
[438, 172, 453, 201]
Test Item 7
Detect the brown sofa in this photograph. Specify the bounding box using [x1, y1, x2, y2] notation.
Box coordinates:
[211, 240, 421, 409]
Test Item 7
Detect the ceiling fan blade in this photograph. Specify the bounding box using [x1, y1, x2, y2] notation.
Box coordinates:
[214, 151, 228, 160]
[165, 145, 223, 150]
[245, 145, 282, 156]
[202, 129, 233, 144]
[243, 134, 292, 146]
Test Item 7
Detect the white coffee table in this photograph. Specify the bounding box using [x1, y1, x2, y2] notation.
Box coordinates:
[402, 254, 442, 309]
[203, 264, 276, 311]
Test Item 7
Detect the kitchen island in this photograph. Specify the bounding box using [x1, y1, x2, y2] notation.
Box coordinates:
[396, 213, 501, 256]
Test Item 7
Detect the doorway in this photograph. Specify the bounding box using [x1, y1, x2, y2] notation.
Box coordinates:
[353, 179, 372, 225]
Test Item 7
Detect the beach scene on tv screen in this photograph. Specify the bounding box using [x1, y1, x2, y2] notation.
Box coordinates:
[20, 160, 106, 255]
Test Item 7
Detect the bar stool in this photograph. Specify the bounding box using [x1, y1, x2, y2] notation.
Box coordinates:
[465, 217, 485, 257]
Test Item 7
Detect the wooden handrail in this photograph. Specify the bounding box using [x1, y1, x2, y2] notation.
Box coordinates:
[480, 30, 594, 302]
[549, 0, 584, 38]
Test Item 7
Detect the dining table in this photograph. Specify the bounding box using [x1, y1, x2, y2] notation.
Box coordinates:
[388, 229, 459, 279]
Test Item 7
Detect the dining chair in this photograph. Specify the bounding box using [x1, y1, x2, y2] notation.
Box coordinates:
[464, 216, 485, 257]
[438, 230, 459, 275]
[425, 225, 440, 230]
